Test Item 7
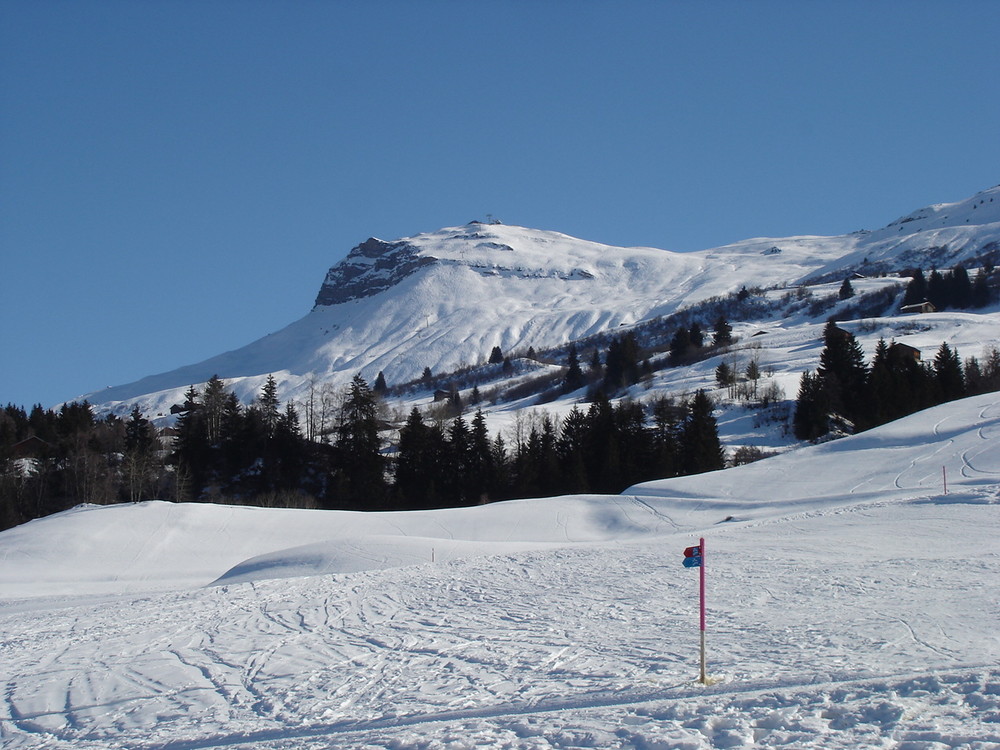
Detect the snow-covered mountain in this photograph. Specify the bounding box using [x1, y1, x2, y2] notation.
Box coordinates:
[81, 186, 1000, 416]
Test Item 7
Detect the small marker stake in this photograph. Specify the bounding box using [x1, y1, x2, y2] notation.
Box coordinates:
[683, 537, 708, 684]
[942, 466, 948, 495]
[699, 537, 706, 685]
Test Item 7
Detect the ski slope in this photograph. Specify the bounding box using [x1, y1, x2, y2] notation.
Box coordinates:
[1, 394, 999, 749]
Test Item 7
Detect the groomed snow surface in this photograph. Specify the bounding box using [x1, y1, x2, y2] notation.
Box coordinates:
[2, 394, 999, 749]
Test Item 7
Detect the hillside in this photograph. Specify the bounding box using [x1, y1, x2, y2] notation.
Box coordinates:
[77, 186, 1000, 420]
[1, 392, 997, 748]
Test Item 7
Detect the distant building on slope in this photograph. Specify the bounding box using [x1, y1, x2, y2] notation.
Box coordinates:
[888, 342, 921, 362]
[900, 301, 937, 314]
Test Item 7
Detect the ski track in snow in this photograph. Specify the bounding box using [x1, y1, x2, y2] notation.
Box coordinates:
[2, 506, 999, 750]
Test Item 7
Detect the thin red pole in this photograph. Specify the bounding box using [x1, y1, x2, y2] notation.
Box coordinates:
[699, 536, 706, 684]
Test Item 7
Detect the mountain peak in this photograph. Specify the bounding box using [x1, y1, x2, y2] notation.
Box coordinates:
[78, 187, 1000, 418]
[312, 223, 590, 309]
[313, 236, 434, 307]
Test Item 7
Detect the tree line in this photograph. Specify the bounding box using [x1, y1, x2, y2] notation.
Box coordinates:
[394, 389, 724, 509]
[794, 322, 1000, 441]
[900, 263, 994, 311]
[1, 371, 727, 530]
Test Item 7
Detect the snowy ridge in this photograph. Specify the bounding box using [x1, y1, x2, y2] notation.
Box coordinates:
[803, 184, 1000, 283]
[1, 393, 998, 748]
[883, 184, 1000, 234]
[77, 186, 1000, 418]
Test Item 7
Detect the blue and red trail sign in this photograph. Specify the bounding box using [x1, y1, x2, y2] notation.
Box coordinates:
[683, 544, 702, 567]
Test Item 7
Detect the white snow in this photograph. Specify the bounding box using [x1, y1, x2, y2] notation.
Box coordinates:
[2, 393, 999, 749]
[75, 185, 1000, 421]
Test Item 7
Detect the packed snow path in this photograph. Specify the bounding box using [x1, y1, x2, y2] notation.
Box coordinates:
[3, 495, 998, 750]
[1, 394, 999, 749]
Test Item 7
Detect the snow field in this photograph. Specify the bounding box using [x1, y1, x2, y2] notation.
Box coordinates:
[1, 393, 999, 748]
[2, 499, 998, 749]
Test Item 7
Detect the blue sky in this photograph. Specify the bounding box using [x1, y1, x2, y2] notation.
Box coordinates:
[3, 0, 999, 409]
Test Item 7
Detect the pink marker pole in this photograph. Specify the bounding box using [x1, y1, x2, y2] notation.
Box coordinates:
[699, 536, 707, 684]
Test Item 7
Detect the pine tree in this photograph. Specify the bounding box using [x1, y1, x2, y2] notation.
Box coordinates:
[650, 396, 681, 479]
[373, 371, 388, 395]
[446, 414, 472, 504]
[272, 402, 305, 491]
[490, 434, 511, 499]
[488, 346, 504, 365]
[334, 375, 386, 509]
[744, 357, 761, 401]
[220, 392, 244, 479]
[122, 405, 157, 503]
[173, 385, 208, 498]
[964, 356, 984, 395]
[614, 399, 653, 485]
[536, 415, 561, 496]
[885, 341, 935, 420]
[680, 390, 725, 474]
[557, 406, 590, 493]
[839, 278, 855, 300]
[868, 338, 894, 426]
[972, 268, 992, 308]
[933, 343, 965, 402]
[124, 405, 154, 454]
[983, 346, 1000, 392]
[793, 371, 828, 441]
[816, 322, 869, 430]
[901, 269, 927, 308]
[689, 322, 705, 348]
[669, 327, 692, 364]
[468, 409, 494, 502]
[564, 344, 585, 392]
[927, 269, 947, 310]
[395, 408, 436, 509]
[448, 389, 463, 417]
[511, 426, 542, 498]
[604, 333, 640, 390]
[258, 375, 280, 438]
[585, 394, 620, 492]
[712, 315, 734, 347]
[28, 403, 59, 444]
[202, 375, 228, 446]
[589, 348, 602, 377]
[715, 362, 734, 389]
[949, 264, 972, 308]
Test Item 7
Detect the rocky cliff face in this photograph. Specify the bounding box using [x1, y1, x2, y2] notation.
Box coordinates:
[313, 237, 436, 307]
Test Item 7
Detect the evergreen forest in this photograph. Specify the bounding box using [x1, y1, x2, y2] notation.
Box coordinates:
[1, 371, 726, 531]
[794, 322, 1000, 440]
